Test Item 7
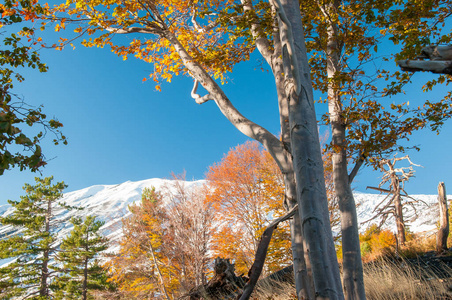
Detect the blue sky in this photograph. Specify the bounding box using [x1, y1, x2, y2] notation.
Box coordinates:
[1, 26, 451, 205]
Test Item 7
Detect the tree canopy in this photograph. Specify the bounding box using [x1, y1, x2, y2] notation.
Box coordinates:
[8, 0, 450, 299]
[0, 0, 66, 175]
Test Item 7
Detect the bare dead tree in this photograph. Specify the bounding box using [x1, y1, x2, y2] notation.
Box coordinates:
[161, 174, 214, 289]
[436, 182, 449, 254]
[366, 155, 422, 245]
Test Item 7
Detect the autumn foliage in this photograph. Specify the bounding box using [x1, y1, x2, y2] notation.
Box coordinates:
[359, 224, 396, 262]
[106, 177, 213, 299]
[206, 141, 292, 276]
[102, 141, 338, 297]
[105, 187, 176, 299]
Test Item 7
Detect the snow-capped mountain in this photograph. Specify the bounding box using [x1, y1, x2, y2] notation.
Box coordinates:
[0, 178, 450, 264]
[0, 178, 204, 255]
[354, 191, 448, 234]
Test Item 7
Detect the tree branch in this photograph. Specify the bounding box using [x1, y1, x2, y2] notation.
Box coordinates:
[397, 60, 452, 75]
[238, 204, 298, 300]
[366, 186, 392, 194]
[348, 151, 366, 184]
[241, 0, 273, 66]
[103, 25, 159, 34]
[190, 79, 214, 104]
[165, 31, 291, 174]
[190, 9, 219, 33]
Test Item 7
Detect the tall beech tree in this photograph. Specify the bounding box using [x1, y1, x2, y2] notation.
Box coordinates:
[0, 176, 67, 299]
[53, 216, 110, 300]
[47, 0, 343, 298]
[298, 1, 451, 298]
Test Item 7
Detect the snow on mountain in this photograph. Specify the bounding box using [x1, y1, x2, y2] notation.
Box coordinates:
[354, 191, 450, 234]
[0, 178, 450, 264]
[0, 178, 204, 256]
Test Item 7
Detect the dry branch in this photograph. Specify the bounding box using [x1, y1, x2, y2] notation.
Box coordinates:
[237, 204, 298, 300]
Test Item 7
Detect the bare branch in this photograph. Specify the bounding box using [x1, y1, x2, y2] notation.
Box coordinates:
[366, 186, 392, 194]
[238, 204, 298, 300]
[349, 151, 366, 184]
[190, 79, 214, 104]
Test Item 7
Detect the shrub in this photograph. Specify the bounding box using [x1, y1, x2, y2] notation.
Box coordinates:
[399, 233, 436, 258]
[359, 224, 396, 261]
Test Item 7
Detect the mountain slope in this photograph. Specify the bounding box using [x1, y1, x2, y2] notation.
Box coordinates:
[1, 178, 449, 262]
[0, 178, 203, 254]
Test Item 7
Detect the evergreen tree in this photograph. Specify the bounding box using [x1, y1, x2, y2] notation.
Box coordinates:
[0, 176, 67, 299]
[53, 215, 110, 300]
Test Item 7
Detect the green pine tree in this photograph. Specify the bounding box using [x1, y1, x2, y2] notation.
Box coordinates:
[0, 176, 67, 299]
[53, 215, 110, 300]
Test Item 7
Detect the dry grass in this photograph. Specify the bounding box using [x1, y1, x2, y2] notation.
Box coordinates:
[399, 233, 437, 258]
[252, 257, 452, 300]
[364, 258, 452, 299]
[252, 280, 297, 300]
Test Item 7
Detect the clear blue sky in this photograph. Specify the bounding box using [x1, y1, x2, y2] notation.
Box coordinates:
[1, 27, 451, 205]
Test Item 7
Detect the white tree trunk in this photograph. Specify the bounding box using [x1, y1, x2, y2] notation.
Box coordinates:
[321, 2, 365, 298]
[285, 172, 315, 299]
[437, 182, 449, 253]
[271, 27, 314, 298]
[277, 0, 344, 298]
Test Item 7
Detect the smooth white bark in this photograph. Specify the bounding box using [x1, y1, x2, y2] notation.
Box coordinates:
[275, 0, 344, 298]
[321, 1, 365, 298]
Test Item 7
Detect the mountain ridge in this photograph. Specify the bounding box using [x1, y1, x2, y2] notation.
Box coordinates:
[1, 178, 450, 262]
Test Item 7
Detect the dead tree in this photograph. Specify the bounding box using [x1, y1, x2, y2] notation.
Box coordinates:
[366, 155, 422, 246]
[397, 45, 452, 75]
[436, 182, 449, 254]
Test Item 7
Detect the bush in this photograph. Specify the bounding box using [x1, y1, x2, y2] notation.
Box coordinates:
[399, 233, 436, 258]
[359, 224, 396, 261]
